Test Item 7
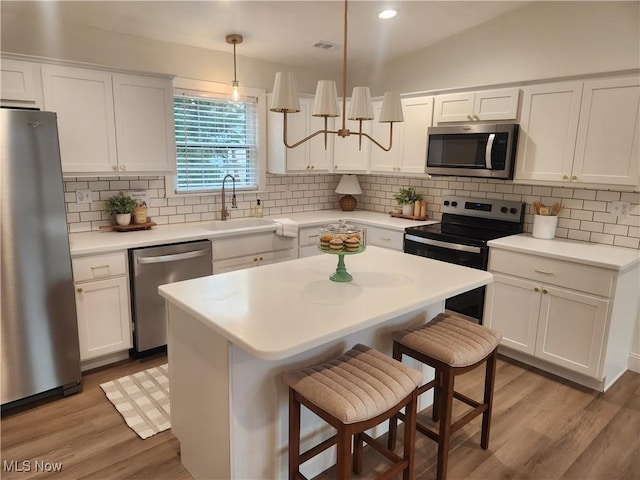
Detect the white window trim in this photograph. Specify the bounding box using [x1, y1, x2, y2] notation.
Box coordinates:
[166, 77, 267, 198]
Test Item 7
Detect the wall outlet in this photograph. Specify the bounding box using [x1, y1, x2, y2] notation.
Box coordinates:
[75, 189, 92, 204]
[609, 201, 631, 216]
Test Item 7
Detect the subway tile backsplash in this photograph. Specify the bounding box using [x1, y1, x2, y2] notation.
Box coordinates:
[64, 174, 640, 250]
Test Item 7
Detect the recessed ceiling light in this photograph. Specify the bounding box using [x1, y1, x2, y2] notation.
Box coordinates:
[378, 9, 397, 20]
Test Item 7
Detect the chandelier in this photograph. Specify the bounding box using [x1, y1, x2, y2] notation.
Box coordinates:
[269, 0, 404, 151]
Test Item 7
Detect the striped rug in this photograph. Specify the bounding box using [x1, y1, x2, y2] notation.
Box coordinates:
[100, 363, 170, 439]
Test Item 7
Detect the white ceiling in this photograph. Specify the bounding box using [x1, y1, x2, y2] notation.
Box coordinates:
[3, 1, 528, 74]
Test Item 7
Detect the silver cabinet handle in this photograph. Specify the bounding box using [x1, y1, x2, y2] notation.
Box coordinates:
[379, 237, 392, 241]
[90, 264, 110, 270]
[534, 269, 554, 275]
[136, 249, 209, 264]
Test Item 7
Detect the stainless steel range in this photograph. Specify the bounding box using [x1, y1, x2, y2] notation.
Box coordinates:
[404, 196, 525, 322]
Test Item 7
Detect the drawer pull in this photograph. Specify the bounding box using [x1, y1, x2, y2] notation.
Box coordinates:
[308, 234, 319, 239]
[379, 237, 391, 241]
[543, 289, 549, 294]
[90, 264, 110, 270]
[77, 287, 83, 293]
[534, 269, 554, 275]
[534, 287, 540, 292]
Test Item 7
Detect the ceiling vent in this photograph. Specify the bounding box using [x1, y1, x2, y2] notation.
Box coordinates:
[313, 40, 337, 51]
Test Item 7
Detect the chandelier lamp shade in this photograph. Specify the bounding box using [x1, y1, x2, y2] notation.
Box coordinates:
[335, 174, 362, 211]
[269, 0, 404, 152]
[226, 34, 243, 102]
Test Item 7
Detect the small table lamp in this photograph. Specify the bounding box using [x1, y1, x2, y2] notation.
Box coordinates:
[335, 174, 362, 211]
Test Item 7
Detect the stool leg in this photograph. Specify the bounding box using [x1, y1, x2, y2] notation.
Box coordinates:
[289, 389, 301, 480]
[403, 392, 418, 480]
[481, 349, 498, 450]
[336, 424, 351, 480]
[436, 368, 455, 480]
[432, 369, 440, 422]
[353, 433, 363, 474]
[388, 342, 403, 451]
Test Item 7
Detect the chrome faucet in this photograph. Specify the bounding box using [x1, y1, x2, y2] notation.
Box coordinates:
[221, 174, 237, 220]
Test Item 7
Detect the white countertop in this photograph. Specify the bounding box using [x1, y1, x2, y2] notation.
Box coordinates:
[68, 209, 436, 256]
[158, 246, 492, 360]
[488, 234, 640, 271]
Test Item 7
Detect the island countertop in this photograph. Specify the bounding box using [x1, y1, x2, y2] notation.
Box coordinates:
[158, 246, 493, 360]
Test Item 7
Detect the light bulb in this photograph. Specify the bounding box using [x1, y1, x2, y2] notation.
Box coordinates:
[232, 80, 239, 102]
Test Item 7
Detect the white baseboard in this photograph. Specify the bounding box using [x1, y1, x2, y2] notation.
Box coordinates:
[628, 352, 640, 373]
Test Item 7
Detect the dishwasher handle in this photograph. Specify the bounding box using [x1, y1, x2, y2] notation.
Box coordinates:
[136, 248, 210, 265]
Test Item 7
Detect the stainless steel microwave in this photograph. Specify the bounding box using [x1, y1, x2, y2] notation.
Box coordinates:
[426, 123, 519, 179]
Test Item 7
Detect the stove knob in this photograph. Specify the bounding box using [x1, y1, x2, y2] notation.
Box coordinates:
[510, 208, 518, 214]
[451, 201, 458, 207]
[500, 206, 508, 213]
[443, 200, 450, 206]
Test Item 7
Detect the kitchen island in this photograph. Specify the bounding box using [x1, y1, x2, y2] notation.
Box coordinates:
[158, 246, 493, 480]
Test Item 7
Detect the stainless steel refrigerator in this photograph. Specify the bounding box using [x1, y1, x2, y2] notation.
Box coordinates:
[1, 108, 81, 407]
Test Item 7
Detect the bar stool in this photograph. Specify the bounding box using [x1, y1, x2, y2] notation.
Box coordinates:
[388, 313, 502, 480]
[285, 344, 422, 480]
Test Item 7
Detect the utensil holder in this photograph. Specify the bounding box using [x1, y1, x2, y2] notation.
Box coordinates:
[532, 214, 558, 239]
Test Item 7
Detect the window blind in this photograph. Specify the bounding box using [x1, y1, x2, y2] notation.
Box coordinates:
[173, 92, 258, 193]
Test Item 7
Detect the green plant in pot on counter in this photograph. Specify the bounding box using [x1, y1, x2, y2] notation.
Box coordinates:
[105, 193, 136, 226]
[394, 187, 422, 215]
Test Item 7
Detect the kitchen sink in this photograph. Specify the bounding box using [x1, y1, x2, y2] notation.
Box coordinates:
[206, 217, 275, 231]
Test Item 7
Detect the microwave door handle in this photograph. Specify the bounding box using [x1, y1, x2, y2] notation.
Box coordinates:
[485, 133, 495, 169]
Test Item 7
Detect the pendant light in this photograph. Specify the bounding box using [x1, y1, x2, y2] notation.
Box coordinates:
[226, 34, 243, 102]
[269, 0, 404, 151]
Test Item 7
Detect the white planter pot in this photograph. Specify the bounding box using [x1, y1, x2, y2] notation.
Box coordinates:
[115, 213, 132, 226]
[402, 204, 414, 216]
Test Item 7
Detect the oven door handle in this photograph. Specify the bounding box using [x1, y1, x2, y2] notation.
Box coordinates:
[485, 133, 495, 169]
[405, 235, 483, 254]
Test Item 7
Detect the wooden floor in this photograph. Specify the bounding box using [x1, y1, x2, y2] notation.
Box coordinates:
[2, 354, 638, 480]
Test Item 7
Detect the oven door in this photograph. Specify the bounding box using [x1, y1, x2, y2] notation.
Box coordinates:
[404, 234, 488, 322]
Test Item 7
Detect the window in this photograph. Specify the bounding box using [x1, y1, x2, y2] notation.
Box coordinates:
[173, 91, 259, 194]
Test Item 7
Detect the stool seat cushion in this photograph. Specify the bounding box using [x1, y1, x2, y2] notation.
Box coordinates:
[394, 313, 502, 367]
[284, 344, 422, 424]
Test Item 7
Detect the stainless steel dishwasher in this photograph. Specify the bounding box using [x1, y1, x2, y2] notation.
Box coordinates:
[130, 240, 213, 355]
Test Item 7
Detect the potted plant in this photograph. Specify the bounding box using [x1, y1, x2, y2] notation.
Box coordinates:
[104, 193, 136, 226]
[394, 187, 422, 215]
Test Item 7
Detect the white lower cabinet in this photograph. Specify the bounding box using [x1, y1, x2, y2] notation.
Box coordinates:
[484, 248, 637, 391]
[72, 252, 132, 363]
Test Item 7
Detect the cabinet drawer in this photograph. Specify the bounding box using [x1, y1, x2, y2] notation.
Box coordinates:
[365, 226, 404, 251]
[299, 227, 321, 247]
[488, 249, 614, 297]
[72, 252, 127, 282]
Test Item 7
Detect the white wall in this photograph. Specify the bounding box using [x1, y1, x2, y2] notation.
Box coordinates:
[354, 1, 640, 94]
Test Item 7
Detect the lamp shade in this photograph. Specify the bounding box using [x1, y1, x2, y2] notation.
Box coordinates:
[348, 86, 374, 120]
[312, 80, 340, 117]
[379, 91, 404, 123]
[270, 72, 300, 113]
[335, 174, 362, 195]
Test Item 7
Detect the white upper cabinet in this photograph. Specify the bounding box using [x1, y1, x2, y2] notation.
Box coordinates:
[370, 95, 433, 174]
[112, 74, 176, 174]
[332, 99, 370, 173]
[434, 88, 519, 123]
[267, 96, 333, 174]
[42, 64, 176, 176]
[42, 65, 119, 173]
[1, 58, 42, 107]
[516, 76, 640, 187]
[572, 77, 640, 186]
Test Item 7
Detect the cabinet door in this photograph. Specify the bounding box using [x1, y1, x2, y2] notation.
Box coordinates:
[42, 65, 118, 173]
[363, 225, 404, 251]
[474, 88, 519, 121]
[484, 274, 540, 355]
[333, 100, 370, 172]
[400, 96, 433, 173]
[535, 285, 608, 378]
[1, 58, 39, 105]
[370, 100, 402, 173]
[434, 92, 475, 123]
[572, 77, 640, 186]
[75, 277, 132, 361]
[515, 81, 582, 183]
[112, 74, 176, 174]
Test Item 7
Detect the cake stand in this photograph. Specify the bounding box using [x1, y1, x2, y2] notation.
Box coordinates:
[318, 245, 366, 282]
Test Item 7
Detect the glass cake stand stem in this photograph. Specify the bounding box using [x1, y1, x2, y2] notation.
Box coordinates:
[330, 254, 352, 282]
